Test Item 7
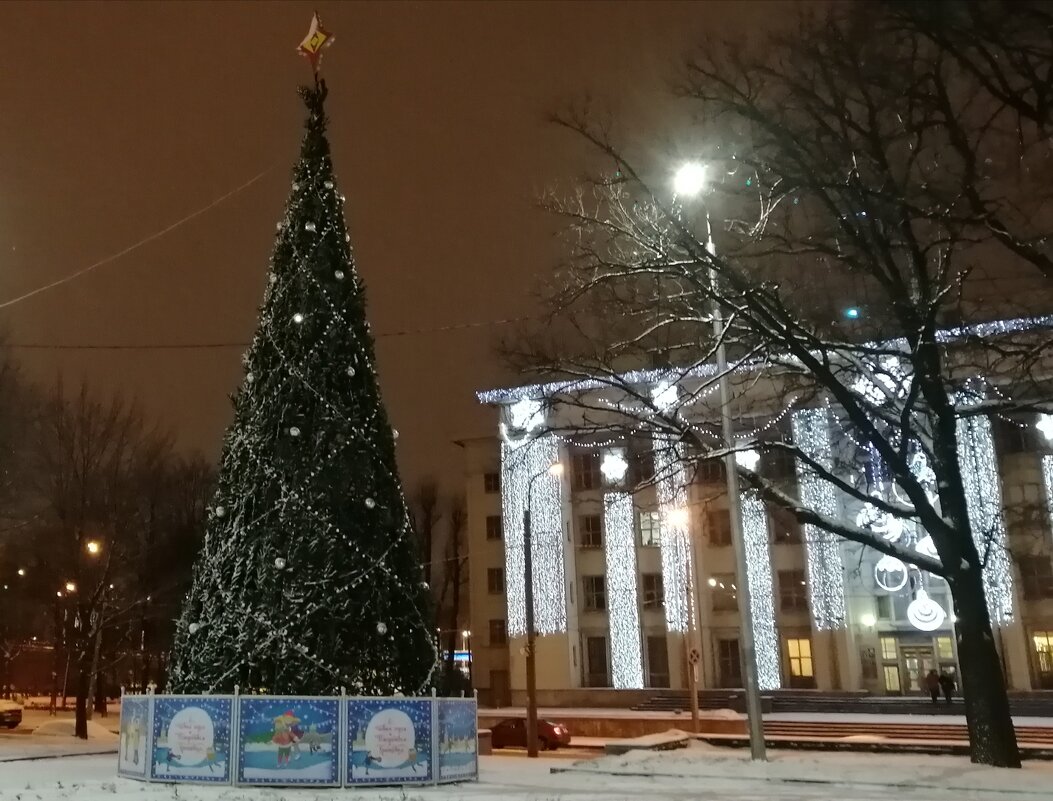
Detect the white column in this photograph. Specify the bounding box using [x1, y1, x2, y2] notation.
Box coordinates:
[791, 407, 847, 631]
[739, 488, 781, 689]
[654, 436, 692, 633]
[957, 414, 1014, 625]
[604, 491, 644, 688]
[500, 436, 567, 636]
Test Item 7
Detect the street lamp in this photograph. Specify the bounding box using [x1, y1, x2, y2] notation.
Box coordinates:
[86, 540, 101, 556]
[65, 582, 76, 593]
[674, 160, 766, 761]
[524, 460, 563, 758]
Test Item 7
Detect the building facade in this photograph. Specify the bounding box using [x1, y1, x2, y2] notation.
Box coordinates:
[460, 391, 1053, 706]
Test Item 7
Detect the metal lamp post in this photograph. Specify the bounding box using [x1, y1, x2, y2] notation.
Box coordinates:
[674, 162, 767, 761]
[523, 461, 563, 758]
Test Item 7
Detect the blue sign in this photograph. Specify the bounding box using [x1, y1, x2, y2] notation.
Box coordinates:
[237, 697, 340, 786]
[346, 698, 432, 784]
[150, 696, 232, 783]
[437, 699, 478, 781]
[117, 696, 150, 778]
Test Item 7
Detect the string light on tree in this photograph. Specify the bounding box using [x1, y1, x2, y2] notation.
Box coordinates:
[738, 487, 782, 690]
[167, 21, 435, 697]
[655, 434, 692, 633]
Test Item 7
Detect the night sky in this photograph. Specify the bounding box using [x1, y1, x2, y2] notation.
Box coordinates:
[0, 1, 779, 491]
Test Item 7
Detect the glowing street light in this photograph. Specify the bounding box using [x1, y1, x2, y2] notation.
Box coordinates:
[86, 540, 101, 556]
[17, 568, 25, 577]
[64, 581, 76, 593]
[673, 162, 707, 198]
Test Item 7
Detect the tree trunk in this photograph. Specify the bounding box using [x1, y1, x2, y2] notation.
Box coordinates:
[75, 653, 89, 740]
[85, 623, 104, 721]
[950, 564, 1021, 767]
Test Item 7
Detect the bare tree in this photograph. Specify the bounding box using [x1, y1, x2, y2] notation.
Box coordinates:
[410, 479, 441, 589]
[509, 1, 1053, 767]
[440, 497, 468, 687]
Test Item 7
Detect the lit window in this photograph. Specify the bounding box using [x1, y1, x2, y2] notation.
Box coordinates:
[883, 664, 901, 693]
[1033, 631, 1053, 678]
[936, 636, 955, 661]
[880, 636, 897, 661]
[485, 515, 502, 541]
[786, 638, 813, 678]
[639, 511, 662, 547]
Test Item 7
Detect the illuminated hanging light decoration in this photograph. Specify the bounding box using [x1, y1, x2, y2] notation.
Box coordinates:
[603, 491, 644, 688]
[600, 449, 630, 485]
[791, 407, 847, 630]
[500, 430, 566, 637]
[739, 488, 781, 690]
[654, 434, 692, 633]
[874, 554, 909, 593]
[1044, 455, 1053, 545]
[906, 589, 947, 632]
[956, 409, 1014, 625]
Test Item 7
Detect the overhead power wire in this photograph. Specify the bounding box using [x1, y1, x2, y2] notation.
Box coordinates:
[0, 168, 274, 311]
[6, 315, 535, 351]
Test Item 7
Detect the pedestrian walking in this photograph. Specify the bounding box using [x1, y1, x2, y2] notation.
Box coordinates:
[939, 670, 956, 705]
[925, 669, 941, 705]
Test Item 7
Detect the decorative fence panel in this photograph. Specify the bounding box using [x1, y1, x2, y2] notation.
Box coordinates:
[118, 691, 478, 788]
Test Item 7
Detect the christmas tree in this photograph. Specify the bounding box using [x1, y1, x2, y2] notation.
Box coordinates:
[168, 79, 436, 696]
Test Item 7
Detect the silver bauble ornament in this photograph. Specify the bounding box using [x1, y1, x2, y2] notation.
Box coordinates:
[334, 270, 345, 280]
[293, 313, 304, 324]
[275, 557, 287, 570]
[215, 506, 226, 518]
[290, 426, 301, 438]
[188, 622, 200, 635]
[365, 497, 376, 509]
[376, 622, 388, 635]
[305, 221, 317, 232]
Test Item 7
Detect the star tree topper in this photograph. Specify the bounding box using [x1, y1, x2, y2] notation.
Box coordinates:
[298, 12, 334, 74]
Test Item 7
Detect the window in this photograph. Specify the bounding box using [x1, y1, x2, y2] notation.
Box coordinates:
[586, 636, 610, 687]
[880, 636, 898, 661]
[693, 459, 726, 485]
[761, 448, 798, 482]
[485, 515, 503, 541]
[483, 472, 501, 494]
[572, 452, 602, 491]
[583, 575, 607, 611]
[489, 619, 507, 646]
[717, 639, 742, 687]
[642, 573, 664, 610]
[876, 594, 892, 621]
[883, 664, 902, 693]
[1034, 631, 1053, 688]
[778, 570, 809, 612]
[994, 416, 1043, 456]
[579, 515, 603, 548]
[711, 573, 738, 612]
[487, 567, 505, 595]
[706, 510, 732, 547]
[630, 451, 655, 487]
[936, 636, 955, 661]
[646, 636, 670, 688]
[786, 638, 814, 680]
[1019, 555, 1053, 600]
[640, 511, 662, 547]
[770, 505, 802, 545]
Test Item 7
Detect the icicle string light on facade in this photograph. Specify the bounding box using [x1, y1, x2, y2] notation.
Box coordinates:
[956, 413, 1014, 625]
[500, 435, 567, 637]
[791, 407, 847, 630]
[739, 488, 781, 689]
[1044, 455, 1053, 546]
[604, 491, 644, 688]
[654, 435, 692, 633]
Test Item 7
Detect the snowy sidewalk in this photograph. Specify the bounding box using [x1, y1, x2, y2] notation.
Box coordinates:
[555, 741, 1053, 797]
[0, 735, 117, 762]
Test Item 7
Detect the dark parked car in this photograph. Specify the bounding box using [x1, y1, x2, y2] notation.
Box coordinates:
[0, 699, 23, 729]
[490, 718, 571, 750]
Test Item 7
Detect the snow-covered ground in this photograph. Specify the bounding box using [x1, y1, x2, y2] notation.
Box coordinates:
[0, 744, 1049, 800]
